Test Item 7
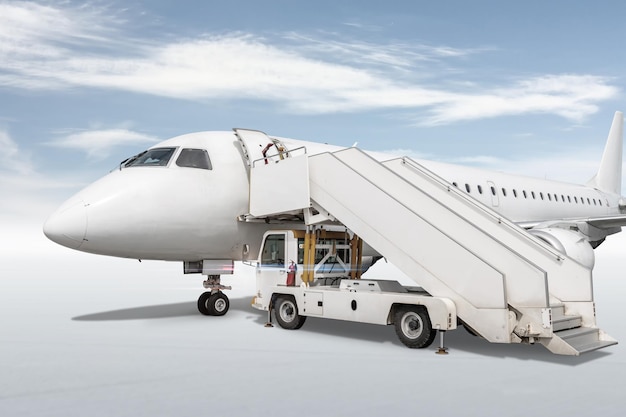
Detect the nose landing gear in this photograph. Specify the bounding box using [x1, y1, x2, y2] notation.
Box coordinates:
[197, 291, 230, 316]
[197, 275, 232, 316]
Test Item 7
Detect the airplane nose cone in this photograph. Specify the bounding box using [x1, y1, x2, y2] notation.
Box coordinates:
[43, 200, 87, 249]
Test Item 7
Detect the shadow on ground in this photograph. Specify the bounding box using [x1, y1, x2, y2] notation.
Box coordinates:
[72, 297, 614, 365]
[72, 296, 256, 321]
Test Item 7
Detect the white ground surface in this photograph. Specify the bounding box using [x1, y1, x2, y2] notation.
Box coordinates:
[1, 222, 625, 416]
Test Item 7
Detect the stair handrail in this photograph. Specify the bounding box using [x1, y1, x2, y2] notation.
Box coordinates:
[399, 156, 566, 262]
[252, 146, 307, 168]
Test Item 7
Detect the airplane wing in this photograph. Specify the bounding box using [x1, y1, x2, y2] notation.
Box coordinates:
[519, 214, 626, 230]
[586, 214, 626, 229]
[518, 214, 626, 247]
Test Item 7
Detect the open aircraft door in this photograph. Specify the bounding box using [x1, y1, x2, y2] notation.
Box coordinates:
[234, 128, 288, 170]
[235, 128, 310, 218]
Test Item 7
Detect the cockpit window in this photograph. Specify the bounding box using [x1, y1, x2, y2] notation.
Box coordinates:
[176, 148, 212, 170]
[124, 148, 176, 167]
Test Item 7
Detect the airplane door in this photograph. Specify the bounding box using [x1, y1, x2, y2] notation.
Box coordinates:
[487, 181, 499, 207]
[234, 128, 288, 169]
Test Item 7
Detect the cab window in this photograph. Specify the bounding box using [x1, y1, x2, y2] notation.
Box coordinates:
[176, 148, 212, 170]
[124, 147, 176, 167]
[261, 234, 285, 267]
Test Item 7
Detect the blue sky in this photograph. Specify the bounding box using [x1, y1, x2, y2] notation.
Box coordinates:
[1, 0, 626, 223]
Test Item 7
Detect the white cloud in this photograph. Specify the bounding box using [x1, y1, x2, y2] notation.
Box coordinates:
[281, 32, 486, 71]
[0, 1, 118, 57]
[0, 2, 619, 125]
[422, 75, 618, 126]
[48, 129, 160, 159]
[0, 129, 83, 220]
[0, 129, 33, 175]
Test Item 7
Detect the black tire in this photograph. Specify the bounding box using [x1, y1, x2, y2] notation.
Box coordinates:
[197, 292, 230, 316]
[197, 292, 212, 316]
[274, 296, 307, 330]
[393, 306, 435, 348]
[209, 292, 229, 316]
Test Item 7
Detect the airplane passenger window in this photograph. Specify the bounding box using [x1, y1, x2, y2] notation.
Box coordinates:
[523, 190, 527, 198]
[587, 198, 591, 205]
[574, 197, 578, 203]
[531, 191, 536, 199]
[124, 147, 176, 167]
[548, 194, 552, 201]
[561, 195, 565, 202]
[477, 185, 483, 194]
[568, 196, 571, 203]
[580, 197, 585, 204]
[465, 184, 471, 193]
[540, 192, 544, 200]
[176, 148, 212, 170]
[502, 188, 507, 197]
[513, 189, 518, 198]
[491, 186, 496, 196]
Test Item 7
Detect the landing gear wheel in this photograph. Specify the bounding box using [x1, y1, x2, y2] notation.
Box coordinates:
[394, 306, 435, 348]
[197, 291, 230, 316]
[274, 296, 306, 330]
[209, 292, 229, 316]
[197, 292, 212, 316]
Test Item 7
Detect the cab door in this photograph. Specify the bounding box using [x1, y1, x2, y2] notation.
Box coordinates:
[256, 232, 289, 297]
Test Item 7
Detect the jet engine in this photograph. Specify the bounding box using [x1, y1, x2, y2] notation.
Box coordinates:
[528, 228, 595, 269]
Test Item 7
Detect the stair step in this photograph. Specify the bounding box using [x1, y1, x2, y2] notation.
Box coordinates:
[557, 326, 597, 340]
[542, 325, 617, 355]
[555, 327, 612, 352]
[575, 340, 618, 354]
[553, 315, 582, 332]
[550, 304, 565, 317]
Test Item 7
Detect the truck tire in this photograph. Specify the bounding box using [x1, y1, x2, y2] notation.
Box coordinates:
[394, 306, 435, 348]
[275, 296, 306, 330]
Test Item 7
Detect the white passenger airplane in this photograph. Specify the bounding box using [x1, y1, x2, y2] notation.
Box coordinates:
[44, 112, 626, 317]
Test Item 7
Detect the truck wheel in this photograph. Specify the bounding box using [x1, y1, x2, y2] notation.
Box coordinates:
[275, 296, 306, 330]
[209, 292, 230, 316]
[394, 306, 435, 348]
[197, 292, 212, 316]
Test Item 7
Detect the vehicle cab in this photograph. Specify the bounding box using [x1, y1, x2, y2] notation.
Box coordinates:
[253, 229, 357, 306]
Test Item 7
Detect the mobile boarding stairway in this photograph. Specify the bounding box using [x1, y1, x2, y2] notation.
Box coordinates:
[237, 129, 617, 356]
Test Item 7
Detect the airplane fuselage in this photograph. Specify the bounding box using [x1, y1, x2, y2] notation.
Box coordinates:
[43, 130, 624, 263]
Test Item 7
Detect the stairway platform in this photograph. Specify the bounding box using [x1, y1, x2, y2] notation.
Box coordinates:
[550, 327, 618, 355]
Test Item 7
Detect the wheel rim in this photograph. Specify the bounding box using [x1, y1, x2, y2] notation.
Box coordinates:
[279, 301, 296, 323]
[214, 298, 227, 313]
[400, 312, 423, 339]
